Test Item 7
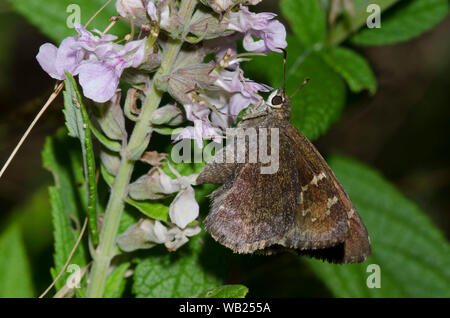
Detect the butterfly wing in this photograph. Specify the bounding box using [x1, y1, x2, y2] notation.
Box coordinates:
[203, 125, 300, 253]
[282, 121, 371, 263]
[197, 115, 370, 263]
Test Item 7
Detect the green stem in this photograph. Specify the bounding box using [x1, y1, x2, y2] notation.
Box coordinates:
[86, 0, 198, 298]
[328, 0, 401, 46]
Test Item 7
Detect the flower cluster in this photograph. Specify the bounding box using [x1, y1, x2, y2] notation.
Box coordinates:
[37, 23, 155, 103]
[118, 163, 201, 251]
[37, 0, 287, 251]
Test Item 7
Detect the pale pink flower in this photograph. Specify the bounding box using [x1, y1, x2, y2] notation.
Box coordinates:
[228, 6, 287, 53]
[36, 23, 146, 103]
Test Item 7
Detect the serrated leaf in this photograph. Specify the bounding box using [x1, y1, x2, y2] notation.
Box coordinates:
[64, 73, 99, 243]
[303, 156, 450, 297]
[0, 223, 34, 297]
[42, 129, 87, 291]
[352, 0, 449, 46]
[133, 232, 232, 297]
[280, 0, 327, 47]
[321, 47, 377, 94]
[194, 285, 249, 298]
[104, 262, 130, 298]
[6, 0, 128, 43]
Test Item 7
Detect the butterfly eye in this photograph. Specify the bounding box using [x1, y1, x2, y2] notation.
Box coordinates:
[271, 95, 283, 106]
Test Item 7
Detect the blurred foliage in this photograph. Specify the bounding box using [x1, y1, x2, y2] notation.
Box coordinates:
[0, 223, 34, 297]
[351, 0, 449, 45]
[0, 0, 448, 298]
[5, 0, 128, 42]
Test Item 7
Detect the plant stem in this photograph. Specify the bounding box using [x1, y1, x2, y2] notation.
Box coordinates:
[328, 0, 401, 46]
[86, 0, 198, 298]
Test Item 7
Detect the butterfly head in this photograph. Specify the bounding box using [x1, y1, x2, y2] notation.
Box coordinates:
[266, 88, 291, 119]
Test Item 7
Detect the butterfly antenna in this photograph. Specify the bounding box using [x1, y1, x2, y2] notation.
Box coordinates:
[290, 78, 310, 99]
[280, 48, 287, 92]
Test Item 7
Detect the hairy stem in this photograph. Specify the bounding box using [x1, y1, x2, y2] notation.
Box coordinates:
[86, 0, 198, 298]
[328, 0, 400, 46]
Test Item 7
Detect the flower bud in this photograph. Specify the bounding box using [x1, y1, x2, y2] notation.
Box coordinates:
[100, 149, 121, 176]
[159, 62, 218, 105]
[116, 0, 150, 26]
[165, 223, 201, 251]
[150, 104, 184, 126]
[187, 11, 231, 41]
[94, 92, 127, 141]
[200, 0, 262, 13]
[117, 219, 169, 252]
[128, 167, 181, 200]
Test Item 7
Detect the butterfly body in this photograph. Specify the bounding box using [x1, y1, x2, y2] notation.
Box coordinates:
[197, 89, 371, 264]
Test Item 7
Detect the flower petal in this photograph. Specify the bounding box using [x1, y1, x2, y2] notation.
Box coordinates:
[55, 36, 84, 76]
[242, 33, 266, 53]
[169, 186, 199, 229]
[77, 61, 120, 103]
[36, 43, 62, 80]
[147, 1, 158, 21]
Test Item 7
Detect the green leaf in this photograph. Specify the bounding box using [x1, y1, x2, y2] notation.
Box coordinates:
[0, 223, 35, 297]
[125, 198, 169, 222]
[118, 207, 141, 235]
[104, 262, 130, 298]
[153, 126, 181, 136]
[6, 0, 128, 43]
[133, 232, 232, 297]
[100, 163, 115, 188]
[280, 0, 327, 47]
[162, 157, 205, 178]
[89, 120, 122, 153]
[64, 72, 99, 243]
[321, 47, 377, 94]
[42, 129, 87, 290]
[288, 51, 346, 140]
[352, 0, 449, 46]
[303, 156, 450, 297]
[194, 285, 249, 298]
